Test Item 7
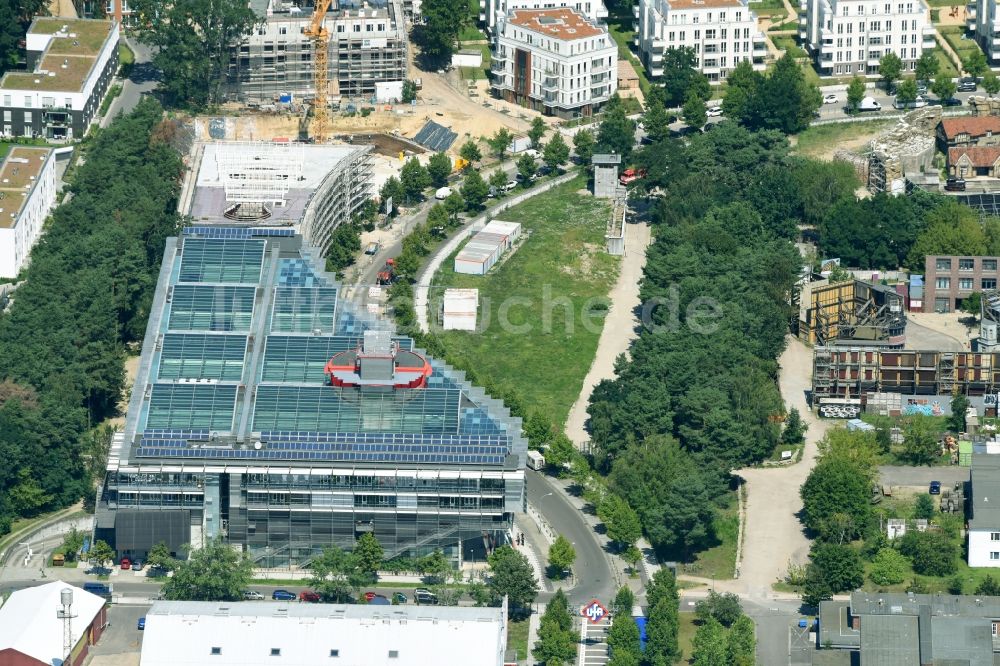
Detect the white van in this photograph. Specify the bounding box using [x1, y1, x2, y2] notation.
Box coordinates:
[526, 450, 545, 470]
[435, 186, 452, 200]
[859, 96, 881, 112]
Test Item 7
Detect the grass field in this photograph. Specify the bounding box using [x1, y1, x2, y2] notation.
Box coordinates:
[508, 618, 530, 662]
[773, 35, 809, 58]
[606, 8, 653, 95]
[459, 42, 492, 81]
[940, 25, 984, 63]
[679, 492, 739, 580]
[677, 613, 699, 664]
[432, 175, 619, 427]
[933, 46, 960, 77]
[749, 0, 789, 17]
[793, 119, 893, 157]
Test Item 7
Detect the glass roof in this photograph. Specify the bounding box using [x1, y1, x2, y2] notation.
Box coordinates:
[157, 333, 248, 381]
[145, 384, 238, 431]
[260, 335, 413, 384]
[270, 287, 338, 333]
[178, 238, 265, 284]
[168, 285, 256, 332]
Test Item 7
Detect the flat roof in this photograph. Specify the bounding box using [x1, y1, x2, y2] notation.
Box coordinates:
[971, 459, 1000, 529]
[1, 18, 115, 92]
[507, 7, 604, 40]
[665, 0, 747, 7]
[0, 147, 53, 228]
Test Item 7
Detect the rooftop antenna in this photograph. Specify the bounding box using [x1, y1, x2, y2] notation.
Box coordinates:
[56, 588, 77, 662]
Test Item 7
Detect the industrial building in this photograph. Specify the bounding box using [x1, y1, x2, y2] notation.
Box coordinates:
[0, 147, 57, 279]
[0, 17, 119, 140]
[924, 254, 999, 313]
[224, 0, 407, 104]
[95, 225, 528, 568]
[454, 220, 522, 275]
[442, 288, 479, 331]
[139, 600, 508, 666]
[968, 452, 1000, 567]
[0, 582, 108, 666]
[818, 590, 1000, 664]
[796, 279, 907, 347]
[188, 141, 373, 256]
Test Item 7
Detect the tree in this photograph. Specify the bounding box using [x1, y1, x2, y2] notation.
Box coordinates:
[517, 153, 537, 183]
[607, 614, 642, 666]
[659, 47, 701, 107]
[810, 543, 865, 593]
[354, 532, 384, 580]
[869, 547, 908, 586]
[950, 393, 971, 433]
[961, 294, 982, 319]
[380, 176, 404, 216]
[443, 191, 464, 223]
[645, 597, 679, 665]
[131, 0, 261, 108]
[547, 534, 576, 578]
[543, 133, 570, 171]
[400, 157, 431, 201]
[460, 140, 482, 165]
[895, 78, 919, 105]
[461, 169, 490, 211]
[781, 408, 807, 446]
[915, 51, 939, 82]
[418, 549, 451, 584]
[8, 469, 51, 516]
[573, 129, 595, 163]
[309, 546, 365, 602]
[691, 617, 727, 666]
[162, 538, 254, 601]
[914, 493, 937, 520]
[722, 60, 758, 121]
[899, 530, 959, 576]
[801, 457, 872, 541]
[546, 434, 576, 471]
[597, 102, 637, 159]
[611, 585, 635, 616]
[642, 96, 672, 143]
[59, 527, 85, 563]
[879, 52, 904, 90]
[695, 590, 743, 627]
[735, 53, 820, 133]
[847, 75, 867, 114]
[728, 615, 756, 666]
[528, 116, 547, 148]
[976, 574, 1000, 596]
[146, 542, 178, 572]
[985, 69, 1000, 95]
[682, 90, 707, 130]
[427, 152, 453, 188]
[489, 168, 508, 192]
[932, 74, 957, 102]
[402, 79, 418, 103]
[908, 200, 988, 268]
[902, 414, 941, 465]
[325, 222, 361, 274]
[964, 50, 988, 78]
[415, 0, 466, 65]
[90, 540, 115, 568]
[488, 128, 513, 163]
[487, 545, 539, 615]
[802, 563, 834, 607]
[534, 588, 576, 664]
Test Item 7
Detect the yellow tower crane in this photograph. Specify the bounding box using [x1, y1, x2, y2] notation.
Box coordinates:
[304, 0, 333, 143]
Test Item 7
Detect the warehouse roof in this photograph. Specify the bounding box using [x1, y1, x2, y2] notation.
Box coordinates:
[0, 582, 106, 665]
[1, 17, 116, 92]
[0, 147, 53, 228]
[859, 614, 921, 666]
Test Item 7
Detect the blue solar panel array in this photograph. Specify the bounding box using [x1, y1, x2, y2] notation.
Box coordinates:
[183, 227, 296, 239]
[133, 447, 505, 464]
[277, 258, 319, 288]
[459, 408, 504, 434]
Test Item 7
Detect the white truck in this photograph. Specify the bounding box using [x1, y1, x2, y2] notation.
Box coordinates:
[526, 450, 545, 470]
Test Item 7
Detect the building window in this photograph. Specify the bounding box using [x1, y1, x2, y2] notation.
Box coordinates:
[985, 279, 998, 290]
[388, 651, 399, 659]
[994, 621, 1000, 637]
[271, 649, 281, 656]
[992, 532, 1000, 541]
[936, 277, 950, 289]
[211, 648, 222, 655]
[935, 258, 952, 271]
[992, 552, 1000, 560]
[985, 259, 998, 272]
[960, 278, 973, 290]
[330, 650, 340, 657]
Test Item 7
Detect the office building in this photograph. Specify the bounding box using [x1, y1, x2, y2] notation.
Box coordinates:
[139, 601, 508, 666]
[225, 0, 407, 103]
[800, 0, 935, 77]
[0, 17, 119, 140]
[634, 0, 766, 81]
[0, 147, 57, 279]
[94, 225, 528, 568]
[491, 7, 618, 117]
[923, 254, 999, 313]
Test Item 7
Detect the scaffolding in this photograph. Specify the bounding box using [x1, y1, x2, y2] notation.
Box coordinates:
[215, 141, 306, 206]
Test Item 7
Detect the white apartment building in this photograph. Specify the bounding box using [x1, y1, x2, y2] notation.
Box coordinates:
[634, 0, 766, 82]
[479, 0, 607, 33]
[967, 0, 1000, 63]
[800, 0, 935, 77]
[491, 7, 618, 117]
[0, 147, 57, 279]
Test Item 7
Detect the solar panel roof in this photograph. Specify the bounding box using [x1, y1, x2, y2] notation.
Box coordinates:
[413, 120, 458, 152]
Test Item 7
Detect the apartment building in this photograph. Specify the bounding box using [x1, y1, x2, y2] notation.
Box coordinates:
[800, 0, 935, 77]
[479, 0, 607, 34]
[104, 0, 135, 26]
[924, 254, 999, 313]
[225, 0, 407, 103]
[0, 17, 119, 141]
[634, 0, 766, 82]
[967, 0, 1000, 63]
[0, 147, 57, 279]
[491, 7, 617, 117]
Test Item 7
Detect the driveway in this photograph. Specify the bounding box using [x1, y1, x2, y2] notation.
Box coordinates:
[905, 319, 965, 352]
[879, 465, 968, 488]
[101, 38, 159, 128]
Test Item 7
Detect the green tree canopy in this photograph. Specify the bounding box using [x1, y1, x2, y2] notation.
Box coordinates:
[573, 129, 595, 163]
[869, 547, 909, 585]
[607, 613, 642, 666]
[488, 128, 514, 162]
[415, 0, 467, 65]
[682, 90, 707, 130]
[162, 539, 254, 601]
[461, 169, 490, 211]
[460, 140, 482, 165]
[598, 494, 643, 549]
[517, 153, 537, 182]
[658, 47, 705, 107]
[727, 615, 756, 666]
[400, 157, 431, 201]
[801, 457, 873, 541]
[427, 152, 453, 188]
[902, 414, 942, 465]
[694, 590, 743, 627]
[880, 52, 904, 88]
[985, 70, 1000, 95]
[964, 50, 988, 78]
[309, 546, 366, 602]
[597, 101, 637, 160]
[914, 493, 937, 521]
[782, 408, 807, 446]
[915, 52, 939, 81]
[692, 617, 727, 666]
[487, 545, 539, 615]
[899, 530, 958, 577]
[354, 532, 384, 580]
[811, 542, 865, 593]
[895, 78, 919, 105]
[543, 133, 570, 170]
[533, 588, 576, 665]
[528, 116, 547, 148]
[547, 535, 576, 578]
[932, 74, 957, 102]
[642, 95, 672, 143]
[976, 574, 1000, 596]
[847, 76, 867, 113]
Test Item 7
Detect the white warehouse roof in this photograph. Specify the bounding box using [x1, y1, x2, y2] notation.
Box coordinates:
[0, 581, 106, 665]
[140, 601, 508, 666]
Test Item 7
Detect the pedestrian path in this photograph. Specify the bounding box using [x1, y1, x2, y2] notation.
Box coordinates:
[578, 614, 610, 666]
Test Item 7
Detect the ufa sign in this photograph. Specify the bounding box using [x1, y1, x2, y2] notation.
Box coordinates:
[581, 600, 608, 624]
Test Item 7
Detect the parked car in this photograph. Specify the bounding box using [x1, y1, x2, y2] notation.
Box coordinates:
[859, 96, 881, 112]
[488, 186, 499, 198]
[945, 178, 967, 192]
[85, 566, 111, 576]
[369, 594, 390, 605]
[916, 82, 929, 96]
[364, 591, 379, 602]
[958, 78, 978, 92]
[823, 93, 838, 104]
[392, 592, 408, 604]
[706, 106, 723, 117]
[929, 480, 942, 495]
[414, 588, 438, 605]
[137, 617, 146, 630]
[299, 590, 321, 603]
[892, 94, 928, 110]
[120, 558, 131, 571]
[272, 589, 296, 601]
[938, 97, 963, 107]
[522, 148, 541, 159]
[503, 180, 518, 193]
[243, 590, 265, 600]
[131, 560, 143, 571]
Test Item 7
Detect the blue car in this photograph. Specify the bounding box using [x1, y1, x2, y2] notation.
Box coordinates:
[137, 617, 146, 630]
[272, 589, 296, 601]
[930, 481, 942, 495]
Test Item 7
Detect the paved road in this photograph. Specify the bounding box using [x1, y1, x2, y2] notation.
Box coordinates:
[100, 38, 159, 128]
[527, 470, 615, 606]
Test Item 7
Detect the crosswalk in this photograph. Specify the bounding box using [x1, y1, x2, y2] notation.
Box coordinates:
[578, 614, 610, 666]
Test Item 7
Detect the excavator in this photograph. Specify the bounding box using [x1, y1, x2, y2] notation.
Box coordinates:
[304, 0, 333, 143]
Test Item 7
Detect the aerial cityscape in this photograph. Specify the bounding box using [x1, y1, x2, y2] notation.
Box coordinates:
[4, 0, 1000, 663]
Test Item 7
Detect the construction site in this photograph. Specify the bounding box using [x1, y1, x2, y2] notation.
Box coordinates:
[796, 278, 907, 348]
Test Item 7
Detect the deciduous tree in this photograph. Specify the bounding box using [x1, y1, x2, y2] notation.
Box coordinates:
[163, 539, 254, 601]
[932, 74, 957, 102]
[573, 129, 595, 163]
[902, 414, 941, 465]
[427, 152, 453, 188]
[461, 169, 489, 211]
[879, 52, 903, 89]
[460, 140, 482, 165]
[543, 133, 570, 170]
[516, 153, 537, 183]
[528, 116, 547, 148]
[692, 617, 727, 666]
[354, 532, 384, 580]
[547, 535, 576, 578]
[869, 547, 908, 585]
[964, 50, 988, 78]
[915, 51, 939, 82]
[682, 90, 707, 130]
[90, 540, 115, 569]
[847, 75, 867, 113]
[598, 494, 642, 549]
[487, 545, 539, 615]
[533, 588, 576, 664]
[641, 96, 672, 143]
[309, 546, 366, 602]
[400, 157, 431, 201]
[727, 615, 756, 666]
[488, 128, 513, 162]
[899, 530, 958, 576]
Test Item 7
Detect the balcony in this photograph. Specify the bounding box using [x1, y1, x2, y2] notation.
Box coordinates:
[591, 59, 613, 71]
[591, 72, 610, 84]
[633, 4, 639, 18]
[490, 60, 506, 73]
[542, 74, 559, 91]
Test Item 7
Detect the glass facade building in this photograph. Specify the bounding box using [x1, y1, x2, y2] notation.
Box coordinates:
[95, 227, 527, 568]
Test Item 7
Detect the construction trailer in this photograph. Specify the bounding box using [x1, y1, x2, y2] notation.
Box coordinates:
[797, 279, 907, 348]
[225, 0, 407, 105]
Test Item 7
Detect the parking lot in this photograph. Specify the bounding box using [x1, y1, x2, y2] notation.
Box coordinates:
[789, 620, 817, 665]
[88, 603, 149, 661]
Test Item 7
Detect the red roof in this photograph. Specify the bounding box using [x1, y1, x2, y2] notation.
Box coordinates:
[939, 116, 1000, 140]
[948, 145, 1000, 167]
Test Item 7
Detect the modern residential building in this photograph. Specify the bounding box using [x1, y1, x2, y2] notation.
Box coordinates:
[634, 0, 766, 81]
[0, 17, 119, 140]
[818, 590, 1000, 663]
[936, 116, 1000, 153]
[800, 0, 935, 77]
[968, 0, 1000, 64]
[479, 0, 607, 33]
[94, 225, 528, 568]
[139, 601, 508, 666]
[491, 7, 618, 117]
[969, 452, 1000, 567]
[224, 0, 407, 103]
[0, 582, 108, 666]
[104, 0, 135, 26]
[0, 147, 57, 279]
[187, 141, 373, 256]
[923, 254, 999, 313]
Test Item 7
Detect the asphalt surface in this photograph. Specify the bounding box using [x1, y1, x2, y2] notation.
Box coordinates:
[879, 465, 969, 488]
[100, 38, 159, 128]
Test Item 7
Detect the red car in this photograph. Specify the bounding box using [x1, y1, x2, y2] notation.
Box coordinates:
[299, 590, 320, 603]
[364, 591, 378, 602]
[120, 558, 131, 570]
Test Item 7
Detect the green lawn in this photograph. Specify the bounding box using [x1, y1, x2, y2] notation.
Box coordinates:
[933, 46, 960, 77]
[679, 492, 739, 580]
[459, 25, 487, 42]
[926, 0, 965, 7]
[677, 613, 699, 664]
[459, 42, 492, 81]
[606, 8, 653, 96]
[507, 618, 530, 662]
[749, 0, 790, 17]
[119, 42, 134, 67]
[773, 35, 808, 58]
[769, 19, 800, 31]
[940, 25, 983, 61]
[431, 175, 619, 427]
[793, 119, 894, 157]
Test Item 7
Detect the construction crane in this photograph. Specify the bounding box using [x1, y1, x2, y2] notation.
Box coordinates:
[304, 0, 333, 143]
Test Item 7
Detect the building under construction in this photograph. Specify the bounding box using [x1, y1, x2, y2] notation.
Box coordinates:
[812, 347, 1000, 400]
[225, 0, 407, 104]
[797, 279, 907, 348]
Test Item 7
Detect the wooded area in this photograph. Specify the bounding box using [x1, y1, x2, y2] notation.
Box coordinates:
[0, 99, 183, 535]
